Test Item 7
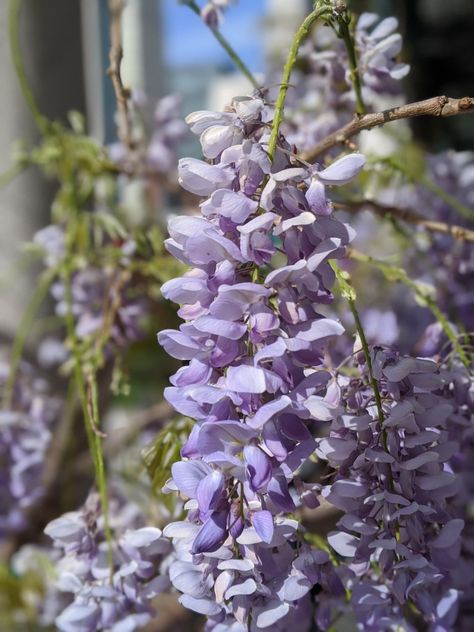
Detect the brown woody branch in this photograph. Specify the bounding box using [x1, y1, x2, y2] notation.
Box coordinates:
[301, 96, 474, 161]
[334, 200, 474, 243]
[107, 0, 134, 149]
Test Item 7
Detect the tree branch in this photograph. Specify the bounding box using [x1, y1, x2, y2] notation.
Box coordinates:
[301, 95, 474, 161]
[334, 200, 474, 243]
[107, 0, 134, 149]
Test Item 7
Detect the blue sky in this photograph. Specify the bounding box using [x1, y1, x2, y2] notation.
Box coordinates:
[161, 0, 264, 71]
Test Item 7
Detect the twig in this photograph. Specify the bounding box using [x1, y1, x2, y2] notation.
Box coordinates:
[107, 0, 134, 149]
[334, 200, 474, 243]
[9, 0, 48, 133]
[301, 95, 474, 161]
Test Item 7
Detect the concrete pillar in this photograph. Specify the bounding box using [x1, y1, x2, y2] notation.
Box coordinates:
[0, 0, 86, 343]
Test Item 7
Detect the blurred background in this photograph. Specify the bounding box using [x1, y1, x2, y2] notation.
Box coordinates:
[0, 2, 472, 628]
[1, 0, 474, 347]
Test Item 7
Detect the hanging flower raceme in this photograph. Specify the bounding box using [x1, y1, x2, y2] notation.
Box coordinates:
[441, 359, 474, 629]
[0, 359, 61, 538]
[318, 348, 464, 631]
[158, 93, 365, 628]
[34, 225, 147, 352]
[44, 492, 172, 632]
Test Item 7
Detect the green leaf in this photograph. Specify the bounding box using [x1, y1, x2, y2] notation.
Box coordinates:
[142, 418, 194, 494]
[330, 261, 357, 301]
[91, 212, 128, 240]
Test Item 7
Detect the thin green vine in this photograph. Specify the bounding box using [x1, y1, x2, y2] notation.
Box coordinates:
[62, 263, 114, 578]
[378, 156, 474, 223]
[331, 263, 385, 425]
[334, 9, 365, 115]
[182, 0, 259, 89]
[267, 2, 331, 161]
[421, 175, 474, 223]
[9, 0, 48, 133]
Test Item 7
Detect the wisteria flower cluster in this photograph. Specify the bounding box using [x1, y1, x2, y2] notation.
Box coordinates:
[44, 492, 172, 632]
[0, 359, 61, 538]
[318, 349, 465, 629]
[157, 92, 366, 627]
[34, 224, 146, 351]
[442, 360, 474, 629]
[3, 1, 474, 631]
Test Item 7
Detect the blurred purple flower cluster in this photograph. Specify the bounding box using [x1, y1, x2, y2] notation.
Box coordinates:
[157, 92, 365, 626]
[0, 360, 61, 538]
[108, 93, 188, 174]
[34, 225, 146, 351]
[200, 0, 233, 28]
[44, 492, 172, 632]
[52, 267, 145, 347]
[284, 12, 409, 153]
[382, 151, 474, 332]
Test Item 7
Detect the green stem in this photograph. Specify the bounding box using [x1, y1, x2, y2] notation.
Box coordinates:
[3, 267, 57, 409]
[347, 297, 385, 426]
[62, 264, 114, 578]
[183, 0, 259, 89]
[410, 284, 471, 369]
[62, 265, 98, 470]
[268, 3, 330, 161]
[338, 17, 365, 115]
[89, 375, 114, 576]
[9, 0, 48, 133]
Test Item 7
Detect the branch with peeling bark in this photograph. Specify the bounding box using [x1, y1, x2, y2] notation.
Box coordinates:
[334, 200, 474, 243]
[107, 0, 134, 149]
[301, 96, 474, 161]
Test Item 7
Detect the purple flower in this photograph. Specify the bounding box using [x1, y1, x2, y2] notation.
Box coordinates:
[0, 360, 61, 538]
[45, 492, 172, 631]
[158, 91, 365, 628]
[318, 349, 464, 628]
